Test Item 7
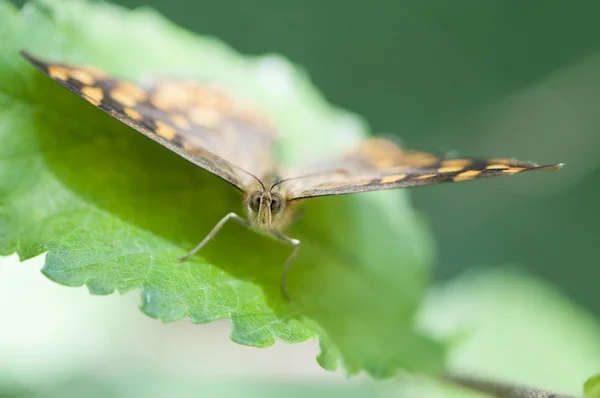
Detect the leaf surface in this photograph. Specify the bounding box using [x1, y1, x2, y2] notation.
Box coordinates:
[585, 374, 600, 398]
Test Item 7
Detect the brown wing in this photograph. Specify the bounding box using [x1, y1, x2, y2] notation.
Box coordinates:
[21, 51, 277, 191]
[282, 138, 563, 200]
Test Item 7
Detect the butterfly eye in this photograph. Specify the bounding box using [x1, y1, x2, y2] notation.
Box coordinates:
[270, 193, 284, 213]
[249, 192, 261, 212]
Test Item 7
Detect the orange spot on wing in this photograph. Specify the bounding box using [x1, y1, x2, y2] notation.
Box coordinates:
[171, 114, 191, 129]
[358, 138, 405, 168]
[403, 152, 439, 167]
[438, 165, 465, 173]
[48, 65, 70, 81]
[502, 167, 526, 175]
[416, 173, 437, 179]
[110, 89, 137, 107]
[381, 174, 407, 184]
[117, 82, 147, 100]
[124, 108, 142, 121]
[441, 159, 472, 168]
[189, 108, 222, 129]
[192, 86, 233, 111]
[454, 170, 482, 181]
[155, 121, 177, 140]
[69, 69, 96, 85]
[81, 86, 104, 106]
[486, 164, 510, 170]
[110, 82, 147, 107]
[151, 83, 193, 110]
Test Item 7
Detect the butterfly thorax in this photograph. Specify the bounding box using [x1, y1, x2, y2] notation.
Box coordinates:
[245, 177, 294, 234]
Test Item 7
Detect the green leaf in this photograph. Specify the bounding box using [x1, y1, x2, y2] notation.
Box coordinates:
[585, 374, 600, 398]
[0, 0, 443, 376]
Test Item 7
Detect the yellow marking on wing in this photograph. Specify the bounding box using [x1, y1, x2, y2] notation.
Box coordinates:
[193, 86, 233, 110]
[371, 157, 397, 168]
[381, 174, 407, 184]
[69, 69, 96, 85]
[171, 114, 191, 129]
[358, 138, 405, 168]
[502, 167, 526, 175]
[124, 108, 142, 121]
[81, 86, 104, 106]
[110, 89, 137, 107]
[110, 82, 147, 108]
[416, 173, 437, 180]
[438, 165, 465, 173]
[454, 170, 482, 182]
[403, 152, 439, 167]
[181, 136, 209, 153]
[189, 108, 221, 129]
[48, 65, 70, 81]
[486, 164, 510, 170]
[117, 82, 147, 100]
[151, 83, 193, 110]
[441, 158, 472, 168]
[155, 121, 177, 140]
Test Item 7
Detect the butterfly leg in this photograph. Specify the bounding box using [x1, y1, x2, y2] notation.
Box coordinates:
[178, 212, 249, 262]
[271, 230, 301, 302]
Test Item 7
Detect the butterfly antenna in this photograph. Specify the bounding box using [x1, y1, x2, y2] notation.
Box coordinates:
[270, 168, 349, 190]
[228, 162, 266, 191]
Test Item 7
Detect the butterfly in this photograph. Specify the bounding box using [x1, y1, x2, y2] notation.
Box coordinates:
[20, 51, 563, 301]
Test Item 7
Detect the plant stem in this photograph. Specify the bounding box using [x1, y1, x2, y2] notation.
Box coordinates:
[444, 374, 579, 398]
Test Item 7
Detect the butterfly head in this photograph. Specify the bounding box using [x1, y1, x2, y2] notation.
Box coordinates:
[247, 187, 289, 231]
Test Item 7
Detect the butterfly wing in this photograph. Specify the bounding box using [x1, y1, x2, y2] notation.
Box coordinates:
[283, 138, 563, 200]
[21, 51, 277, 191]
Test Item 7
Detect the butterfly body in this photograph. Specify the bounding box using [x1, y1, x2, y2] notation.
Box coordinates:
[20, 50, 562, 301]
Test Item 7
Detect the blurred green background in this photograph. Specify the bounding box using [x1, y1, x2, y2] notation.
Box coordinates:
[104, 0, 598, 314]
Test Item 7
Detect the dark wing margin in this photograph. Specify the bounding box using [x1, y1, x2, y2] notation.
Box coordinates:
[283, 138, 563, 200]
[20, 50, 255, 192]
